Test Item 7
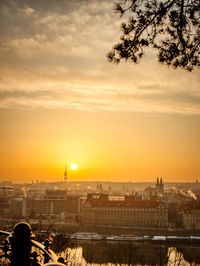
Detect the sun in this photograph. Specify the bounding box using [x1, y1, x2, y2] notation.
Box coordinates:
[70, 163, 77, 170]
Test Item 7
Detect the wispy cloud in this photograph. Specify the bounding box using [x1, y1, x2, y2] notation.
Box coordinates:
[1, 77, 200, 114]
[0, 0, 199, 114]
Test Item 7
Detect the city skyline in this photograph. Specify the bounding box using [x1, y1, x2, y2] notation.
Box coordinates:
[0, 0, 200, 183]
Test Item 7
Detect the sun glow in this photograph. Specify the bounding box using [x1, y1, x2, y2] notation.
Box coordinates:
[70, 163, 77, 170]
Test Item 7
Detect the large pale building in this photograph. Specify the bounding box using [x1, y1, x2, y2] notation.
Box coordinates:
[82, 193, 168, 228]
[10, 190, 80, 218]
[179, 203, 200, 229]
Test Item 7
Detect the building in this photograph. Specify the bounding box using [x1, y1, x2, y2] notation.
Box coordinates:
[10, 197, 26, 218]
[179, 203, 200, 229]
[0, 196, 10, 216]
[10, 190, 81, 219]
[143, 178, 165, 200]
[156, 178, 164, 194]
[27, 191, 80, 218]
[82, 193, 168, 227]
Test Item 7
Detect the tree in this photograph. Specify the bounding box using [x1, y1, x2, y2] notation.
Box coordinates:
[107, 0, 200, 71]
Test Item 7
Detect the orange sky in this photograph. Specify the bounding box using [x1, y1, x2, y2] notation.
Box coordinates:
[0, 0, 200, 183]
[1, 109, 200, 182]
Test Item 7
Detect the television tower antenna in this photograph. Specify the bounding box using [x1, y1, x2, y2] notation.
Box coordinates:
[64, 165, 67, 183]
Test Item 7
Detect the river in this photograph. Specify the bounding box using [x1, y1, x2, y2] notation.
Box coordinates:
[57, 240, 200, 265]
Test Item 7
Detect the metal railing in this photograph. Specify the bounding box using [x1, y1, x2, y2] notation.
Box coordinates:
[0, 222, 66, 266]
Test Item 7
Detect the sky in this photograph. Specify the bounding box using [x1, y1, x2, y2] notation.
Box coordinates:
[0, 0, 200, 183]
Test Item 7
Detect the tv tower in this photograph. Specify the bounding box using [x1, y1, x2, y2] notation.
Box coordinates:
[64, 165, 67, 189]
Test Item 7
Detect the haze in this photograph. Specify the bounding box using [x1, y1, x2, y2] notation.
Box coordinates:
[0, 0, 200, 182]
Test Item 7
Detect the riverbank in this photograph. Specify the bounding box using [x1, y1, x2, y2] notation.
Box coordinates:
[1, 219, 200, 237]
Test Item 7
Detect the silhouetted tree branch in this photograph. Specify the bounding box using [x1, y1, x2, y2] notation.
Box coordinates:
[107, 0, 200, 71]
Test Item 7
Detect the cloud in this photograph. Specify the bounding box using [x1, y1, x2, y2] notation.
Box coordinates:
[0, 0, 118, 59]
[0, 0, 200, 114]
[0, 76, 200, 114]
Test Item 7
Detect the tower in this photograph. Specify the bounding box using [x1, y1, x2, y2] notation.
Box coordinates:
[155, 177, 164, 194]
[159, 177, 164, 192]
[64, 165, 67, 189]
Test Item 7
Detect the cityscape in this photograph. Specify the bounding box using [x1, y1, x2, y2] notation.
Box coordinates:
[1, 177, 200, 264]
[1, 177, 200, 232]
[0, 0, 200, 265]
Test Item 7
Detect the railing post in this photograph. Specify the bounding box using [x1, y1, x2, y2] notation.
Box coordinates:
[44, 239, 51, 264]
[9, 222, 39, 266]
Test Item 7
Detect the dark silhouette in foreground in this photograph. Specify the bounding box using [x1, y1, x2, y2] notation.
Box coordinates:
[0, 222, 66, 266]
[107, 0, 200, 71]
